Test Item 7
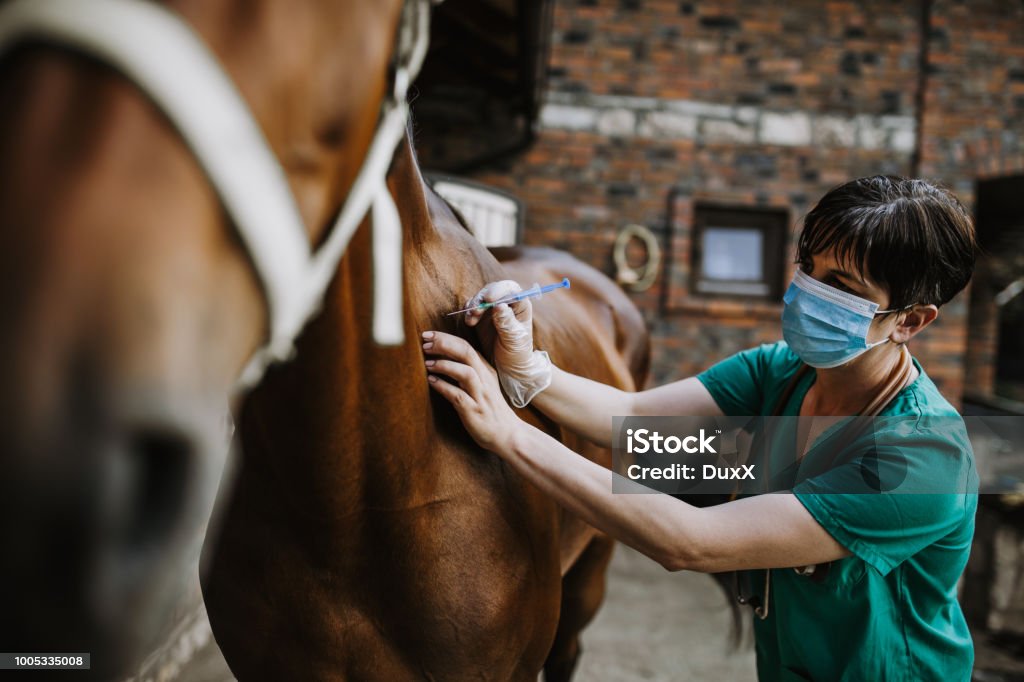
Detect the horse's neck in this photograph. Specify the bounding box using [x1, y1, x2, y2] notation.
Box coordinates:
[241, 132, 503, 510]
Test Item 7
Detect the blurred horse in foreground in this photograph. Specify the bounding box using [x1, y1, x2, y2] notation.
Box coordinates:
[201, 128, 651, 680]
[0, 0, 426, 675]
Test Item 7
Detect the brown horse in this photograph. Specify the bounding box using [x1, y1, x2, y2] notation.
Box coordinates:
[201, 130, 650, 680]
[0, 0, 419, 675]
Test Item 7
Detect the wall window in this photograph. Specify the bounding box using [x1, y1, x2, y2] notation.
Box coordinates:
[690, 205, 789, 300]
[426, 175, 524, 247]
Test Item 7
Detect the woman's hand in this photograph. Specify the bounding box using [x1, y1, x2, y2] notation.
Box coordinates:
[422, 330, 525, 455]
[463, 280, 535, 363]
[462, 281, 552, 408]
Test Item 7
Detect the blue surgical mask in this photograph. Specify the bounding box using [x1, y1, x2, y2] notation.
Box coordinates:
[782, 269, 900, 369]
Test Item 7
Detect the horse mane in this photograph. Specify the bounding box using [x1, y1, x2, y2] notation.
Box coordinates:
[403, 111, 474, 237]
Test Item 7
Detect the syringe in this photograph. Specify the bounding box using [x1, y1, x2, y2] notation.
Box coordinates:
[446, 278, 571, 317]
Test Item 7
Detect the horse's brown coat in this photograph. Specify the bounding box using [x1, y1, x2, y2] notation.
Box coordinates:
[201, 133, 650, 681]
[0, 1, 406, 674]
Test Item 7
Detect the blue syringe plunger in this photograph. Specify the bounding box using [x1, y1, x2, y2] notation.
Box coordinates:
[506, 277, 570, 303]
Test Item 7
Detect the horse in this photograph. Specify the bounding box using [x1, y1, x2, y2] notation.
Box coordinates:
[0, 0, 430, 675]
[200, 128, 651, 680]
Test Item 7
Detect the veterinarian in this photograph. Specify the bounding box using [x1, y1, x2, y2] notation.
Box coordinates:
[422, 175, 978, 681]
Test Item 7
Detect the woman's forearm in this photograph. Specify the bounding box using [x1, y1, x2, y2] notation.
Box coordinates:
[503, 423, 850, 573]
[529, 366, 635, 448]
[528, 370, 724, 449]
[506, 420, 702, 569]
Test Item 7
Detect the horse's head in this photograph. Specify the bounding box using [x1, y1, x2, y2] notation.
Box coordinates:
[0, 0, 415, 672]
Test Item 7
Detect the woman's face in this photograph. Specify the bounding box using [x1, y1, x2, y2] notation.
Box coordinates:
[800, 249, 902, 346]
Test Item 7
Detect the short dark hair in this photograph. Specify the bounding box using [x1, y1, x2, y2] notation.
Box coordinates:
[797, 176, 977, 310]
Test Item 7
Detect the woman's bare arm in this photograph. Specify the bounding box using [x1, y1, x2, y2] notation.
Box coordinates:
[531, 371, 723, 448]
[507, 423, 849, 573]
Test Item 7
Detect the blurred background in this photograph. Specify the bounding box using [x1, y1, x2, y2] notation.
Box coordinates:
[132, 1, 1024, 679]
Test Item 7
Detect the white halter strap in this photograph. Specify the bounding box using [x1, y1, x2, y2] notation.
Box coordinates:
[0, 0, 434, 389]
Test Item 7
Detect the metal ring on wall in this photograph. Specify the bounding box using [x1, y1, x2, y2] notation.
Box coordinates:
[614, 223, 662, 292]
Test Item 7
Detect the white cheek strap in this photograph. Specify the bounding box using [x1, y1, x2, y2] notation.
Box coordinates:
[0, 0, 435, 390]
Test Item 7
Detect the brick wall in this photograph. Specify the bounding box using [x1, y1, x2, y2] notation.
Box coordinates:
[420, 0, 1024, 406]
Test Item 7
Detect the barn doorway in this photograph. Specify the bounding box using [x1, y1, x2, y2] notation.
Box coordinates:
[966, 174, 1024, 411]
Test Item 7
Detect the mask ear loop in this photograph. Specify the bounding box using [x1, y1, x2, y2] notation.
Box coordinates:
[874, 302, 914, 316]
[871, 302, 916, 348]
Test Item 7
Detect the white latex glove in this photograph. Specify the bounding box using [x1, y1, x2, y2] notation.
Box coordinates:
[463, 280, 552, 408]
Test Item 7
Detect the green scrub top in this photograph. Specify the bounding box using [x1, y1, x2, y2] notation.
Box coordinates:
[696, 341, 977, 682]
